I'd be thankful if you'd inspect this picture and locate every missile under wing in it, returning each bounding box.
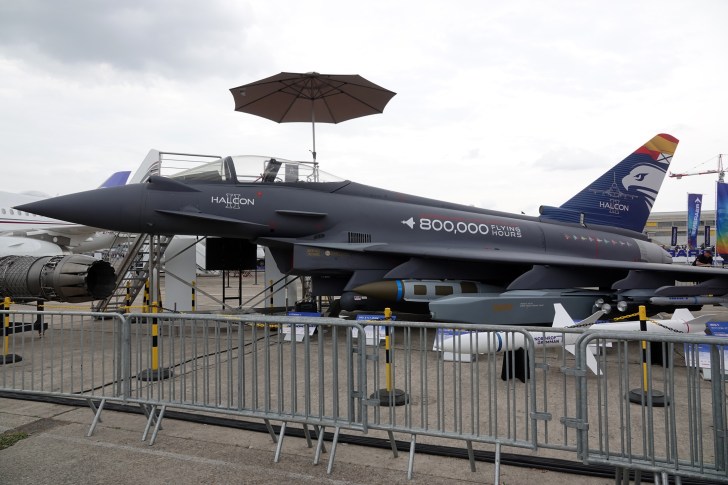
[16,134,728,324]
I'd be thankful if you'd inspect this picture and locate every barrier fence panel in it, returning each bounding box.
[525,326,590,453]
[363,322,538,449]
[0,310,126,399]
[125,313,368,432]
[574,330,728,483]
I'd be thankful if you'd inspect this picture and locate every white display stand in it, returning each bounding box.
[684,321,728,381]
[352,314,395,346]
[282,312,320,342]
[165,236,196,312]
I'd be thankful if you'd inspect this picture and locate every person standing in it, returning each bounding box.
[693,249,714,266]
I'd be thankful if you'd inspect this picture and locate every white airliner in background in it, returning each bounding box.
[0,171,131,256]
[5,150,266,266]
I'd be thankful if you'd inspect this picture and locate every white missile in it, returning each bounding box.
[440,305,602,355]
[588,308,713,334]
[441,304,715,374]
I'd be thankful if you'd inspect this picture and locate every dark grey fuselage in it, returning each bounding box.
[15,170,728,324]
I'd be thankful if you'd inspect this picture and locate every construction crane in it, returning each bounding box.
[669,154,726,182]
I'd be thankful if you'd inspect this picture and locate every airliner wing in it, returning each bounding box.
[0,170,131,253]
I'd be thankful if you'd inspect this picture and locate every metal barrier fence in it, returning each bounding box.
[573,330,728,484]
[125,313,366,425]
[3,307,728,483]
[0,310,125,399]
[0,310,368,472]
[361,322,538,480]
[123,312,368,465]
[359,323,615,481]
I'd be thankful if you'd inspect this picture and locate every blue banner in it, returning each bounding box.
[717,183,728,258]
[671,226,678,246]
[687,193,702,249]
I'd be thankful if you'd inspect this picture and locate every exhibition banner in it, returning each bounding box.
[717,183,728,258]
[705,225,711,247]
[687,193,702,249]
[671,226,678,246]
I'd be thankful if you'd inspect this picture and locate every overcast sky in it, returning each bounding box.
[1,0,727,215]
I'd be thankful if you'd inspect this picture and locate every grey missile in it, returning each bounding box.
[428,289,606,326]
[353,279,503,303]
[649,296,728,306]
[0,255,115,302]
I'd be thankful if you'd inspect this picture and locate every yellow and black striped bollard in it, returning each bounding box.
[138,300,172,381]
[125,281,132,313]
[1,296,21,364]
[370,307,408,406]
[628,305,667,406]
[143,279,150,313]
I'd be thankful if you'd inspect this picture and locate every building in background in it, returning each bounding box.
[645,210,715,247]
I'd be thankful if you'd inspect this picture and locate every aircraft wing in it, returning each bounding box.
[276,239,728,294]
[1,223,107,248]
[287,239,717,273]
[19,224,106,237]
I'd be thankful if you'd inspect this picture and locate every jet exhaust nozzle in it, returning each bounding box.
[0,255,116,303]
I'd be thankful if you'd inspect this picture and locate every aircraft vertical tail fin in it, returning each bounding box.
[98,171,131,188]
[539,134,679,232]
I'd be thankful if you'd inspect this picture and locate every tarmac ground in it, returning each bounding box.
[0,396,619,485]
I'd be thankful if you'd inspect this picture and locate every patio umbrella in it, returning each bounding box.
[230,72,396,162]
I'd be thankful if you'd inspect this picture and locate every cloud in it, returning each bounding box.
[532,146,605,171]
[0,0,727,215]
[0,0,258,77]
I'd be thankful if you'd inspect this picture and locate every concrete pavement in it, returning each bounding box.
[0,397,617,485]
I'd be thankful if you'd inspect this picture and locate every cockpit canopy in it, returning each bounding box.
[165,155,344,184]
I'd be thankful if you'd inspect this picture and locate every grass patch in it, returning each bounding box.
[0,431,29,450]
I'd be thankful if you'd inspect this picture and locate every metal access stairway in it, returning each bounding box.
[90,150,225,313]
[92,234,172,313]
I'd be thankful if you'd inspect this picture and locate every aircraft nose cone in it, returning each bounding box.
[15,184,145,233]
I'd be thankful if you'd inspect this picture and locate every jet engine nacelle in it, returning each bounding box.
[0,255,116,303]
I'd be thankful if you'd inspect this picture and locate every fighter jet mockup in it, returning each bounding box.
[16,134,728,324]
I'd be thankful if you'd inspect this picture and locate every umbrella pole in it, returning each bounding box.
[311,107,317,163]
[311,107,319,182]
[302,104,318,305]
